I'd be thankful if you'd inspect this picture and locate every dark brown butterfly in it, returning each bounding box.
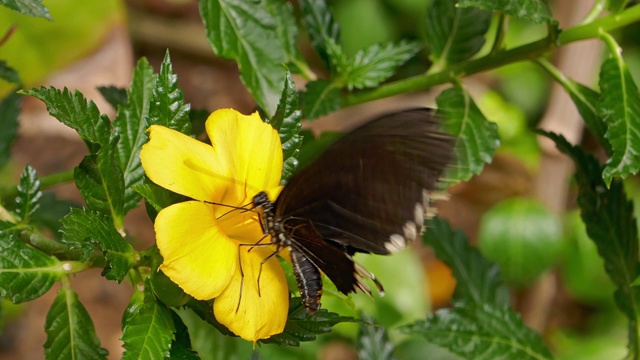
[253,108,454,313]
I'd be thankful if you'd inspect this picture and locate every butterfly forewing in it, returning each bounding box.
[275,108,454,255]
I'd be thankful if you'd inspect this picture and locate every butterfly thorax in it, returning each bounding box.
[252,191,289,248]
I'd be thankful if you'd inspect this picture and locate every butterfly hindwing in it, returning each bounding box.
[286,221,362,295]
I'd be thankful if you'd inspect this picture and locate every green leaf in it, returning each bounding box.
[403,304,552,360]
[199,0,286,117]
[302,80,340,120]
[357,315,396,360]
[264,0,307,73]
[113,57,156,215]
[0,233,61,303]
[340,40,421,90]
[133,181,187,222]
[598,56,640,185]
[299,0,342,68]
[44,284,108,360]
[262,297,356,346]
[424,216,510,307]
[15,165,42,224]
[20,87,112,151]
[175,306,252,358]
[540,131,640,337]
[426,0,492,69]
[436,85,500,182]
[565,81,611,154]
[0,90,21,168]
[186,299,234,336]
[98,85,128,111]
[121,286,176,360]
[0,0,52,20]
[169,312,200,360]
[458,0,554,24]
[74,135,125,231]
[148,51,191,135]
[0,60,21,84]
[268,69,302,182]
[60,208,136,283]
[607,0,628,12]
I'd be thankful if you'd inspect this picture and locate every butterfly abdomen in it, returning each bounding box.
[291,248,322,314]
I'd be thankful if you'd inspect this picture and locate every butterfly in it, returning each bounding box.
[253,108,454,314]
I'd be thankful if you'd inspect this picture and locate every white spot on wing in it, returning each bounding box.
[385,234,406,253]
[403,221,417,241]
[422,189,430,208]
[414,203,424,225]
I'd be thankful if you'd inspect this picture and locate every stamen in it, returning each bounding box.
[236,248,244,313]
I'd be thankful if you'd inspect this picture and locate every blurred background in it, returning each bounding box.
[0,0,637,358]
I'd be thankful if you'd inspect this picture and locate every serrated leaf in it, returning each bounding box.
[268,70,302,182]
[122,286,176,360]
[0,233,62,303]
[169,311,200,360]
[199,0,286,117]
[302,80,340,120]
[74,135,125,231]
[0,0,52,20]
[185,299,235,337]
[44,284,108,360]
[597,56,640,185]
[114,58,157,215]
[15,165,42,223]
[341,41,422,90]
[424,217,509,307]
[0,60,21,84]
[458,0,554,24]
[262,297,355,346]
[133,181,187,222]
[60,208,136,283]
[403,304,552,360]
[148,51,191,135]
[20,87,112,151]
[299,0,341,69]
[564,81,611,154]
[0,90,21,168]
[98,85,128,110]
[264,0,306,73]
[357,315,396,360]
[540,131,640,333]
[426,0,492,70]
[437,86,500,182]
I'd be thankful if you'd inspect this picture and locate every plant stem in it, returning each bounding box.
[40,168,75,189]
[343,35,555,107]
[341,4,640,108]
[559,4,640,45]
[580,0,607,25]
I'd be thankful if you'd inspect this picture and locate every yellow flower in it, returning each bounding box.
[140,109,288,341]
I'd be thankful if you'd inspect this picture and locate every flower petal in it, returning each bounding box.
[155,201,237,300]
[141,125,232,202]
[206,109,283,205]
[214,246,288,341]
